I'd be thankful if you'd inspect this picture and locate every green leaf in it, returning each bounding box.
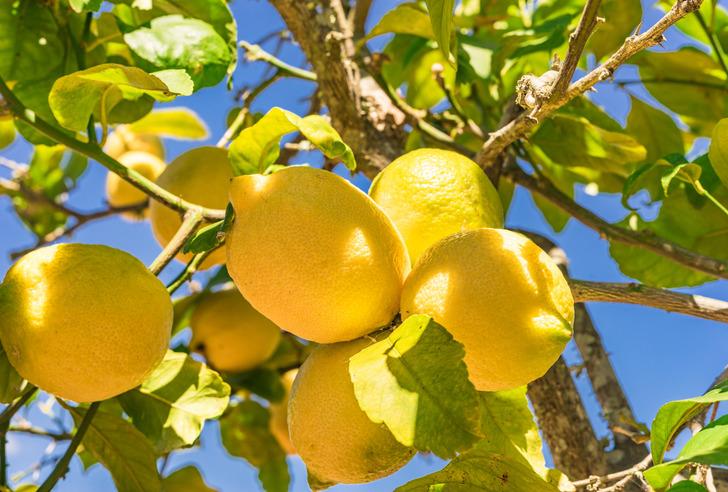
[0,343,23,404]
[12,73,69,145]
[646,413,728,490]
[425,0,455,61]
[224,368,285,403]
[0,118,14,150]
[228,107,355,175]
[587,0,641,60]
[405,47,456,109]
[667,481,709,491]
[162,466,216,492]
[349,314,481,459]
[171,293,200,336]
[708,118,728,189]
[0,1,64,82]
[627,97,684,163]
[219,400,289,492]
[124,15,231,90]
[66,404,161,492]
[49,64,179,132]
[69,0,103,13]
[650,379,728,465]
[366,3,434,40]
[183,204,234,255]
[151,69,193,96]
[127,108,209,139]
[118,351,230,454]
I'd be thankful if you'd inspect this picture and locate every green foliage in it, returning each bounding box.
[587,0,642,60]
[224,368,286,403]
[183,204,234,255]
[626,96,684,163]
[708,118,728,189]
[365,3,434,41]
[228,107,356,175]
[162,466,217,492]
[126,108,209,139]
[124,15,232,90]
[0,344,23,404]
[349,315,481,459]
[667,482,710,491]
[118,351,230,454]
[424,0,455,61]
[66,404,161,492]
[219,400,289,492]
[0,118,15,150]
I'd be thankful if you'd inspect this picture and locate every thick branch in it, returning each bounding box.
[506,166,728,281]
[571,280,728,324]
[476,0,704,168]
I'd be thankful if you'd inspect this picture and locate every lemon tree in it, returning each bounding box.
[0,1,726,492]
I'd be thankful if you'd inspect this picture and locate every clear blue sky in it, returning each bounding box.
[0,1,726,490]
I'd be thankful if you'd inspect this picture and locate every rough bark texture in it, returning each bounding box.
[269,0,405,178]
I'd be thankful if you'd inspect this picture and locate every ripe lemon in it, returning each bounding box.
[106,151,166,219]
[0,244,172,402]
[369,148,504,264]
[400,228,573,391]
[190,289,281,373]
[149,146,232,269]
[104,125,165,160]
[226,166,409,343]
[288,339,414,483]
[269,369,297,454]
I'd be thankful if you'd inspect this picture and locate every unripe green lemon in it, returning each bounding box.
[106,151,166,218]
[190,289,281,373]
[104,125,165,160]
[226,166,409,343]
[401,228,573,391]
[149,146,232,269]
[288,339,414,483]
[369,148,503,264]
[269,369,297,454]
[0,244,172,402]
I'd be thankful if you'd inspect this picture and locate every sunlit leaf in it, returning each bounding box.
[587,0,641,60]
[127,108,209,139]
[627,96,683,163]
[708,118,728,189]
[0,344,24,404]
[366,3,434,40]
[424,0,455,61]
[162,466,217,492]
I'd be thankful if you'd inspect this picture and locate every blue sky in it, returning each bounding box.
[0,0,727,490]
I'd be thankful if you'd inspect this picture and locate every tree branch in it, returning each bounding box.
[505,166,728,281]
[352,0,373,39]
[239,41,317,81]
[571,280,728,324]
[572,454,653,490]
[476,0,704,168]
[148,210,204,275]
[0,76,225,221]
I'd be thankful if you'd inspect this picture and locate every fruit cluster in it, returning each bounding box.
[0,139,574,485]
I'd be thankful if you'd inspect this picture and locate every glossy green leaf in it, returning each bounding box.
[650,379,728,465]
[587,0,641,60]
[627,96,683,163]
[118,351,230,454]
[366,3,434,40]
[69,0,102,13]
[224,368,286,403]
[708,118,728,188]
[127,108,209,139]
[220,400,289,492]
[12,73,69,145]
[667,481,709,491]
[349,314,481,459]
[646,413,728,490]
[125,15,231,90]
[425,0,455,60]
[67,405,161,492]
[162,466,216,492]
[0,344,23,404]
[49,64,179,132]
[228,107,355,175]
[0,1,64,82]
[0,119,14,150]
[405,47,456,109]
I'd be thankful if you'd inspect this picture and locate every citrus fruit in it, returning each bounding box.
[0,243,172,402]
[269,369,297,454]
[106,151,166,218]
[226,166,409,343]
[190,289,281,373]
[288,338,413,483]
[369,148,503,263]
[149,146,232,269]
[400,228,573,391]
[104,125,165,160]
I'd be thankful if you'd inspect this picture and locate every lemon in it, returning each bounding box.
[226,166,409,343]
[0,244,172,402]
[104,125,165,160]
[106,151,166,219]
[369,148,504,264]
[269,369,297,454]
[149,146,232,269]
[190,289,281,373]
[400,228,573,391]
[288,339,413,483]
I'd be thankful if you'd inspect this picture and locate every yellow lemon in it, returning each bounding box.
[0,244,171,402]
[269,369,297,454]
[400,228,573,391]
[226,166,409,343]
[190,289,281,373]
[288,339,414,483]
[149,146,232,269]
[104,125,165,160]
[369,148,504,264]
[106,151,166,218]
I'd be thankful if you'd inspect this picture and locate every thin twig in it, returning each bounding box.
[148,210,204,275]
[694,10,728,77]
[352,0,373,38]
[37,402,100,492]
[239,41,317,81]
[8,425,71,441]
[616,77,728,91]
[166,248,217,294]
[0,386,38,427]
[573,454,653,490]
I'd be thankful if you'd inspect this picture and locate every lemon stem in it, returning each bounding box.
[148,210,205,275]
